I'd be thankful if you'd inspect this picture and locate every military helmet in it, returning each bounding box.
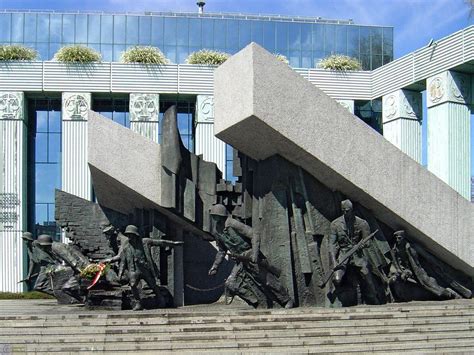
[124,225,140,237]
[21,232,33,241]
[394,230,405,237]
[210,204,229,217]
[37,234,53,246]
[102,225,115,234]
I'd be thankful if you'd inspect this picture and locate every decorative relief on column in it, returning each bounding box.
[62,93,91,121]
[130,94,159,122]
[0,92,23,120]
[335,100,354,114]
[383,90,421,123]
[427,71,471,108]
[196,95,214,123]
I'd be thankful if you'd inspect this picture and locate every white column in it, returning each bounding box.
[427,71,471,200]
[195,95,226,177]
[129,93,159,142]
[336,99,354,114]
[0,92,26,292]
[61,93,92,201]
[382,90,422,163]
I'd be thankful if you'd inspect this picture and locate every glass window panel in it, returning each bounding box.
[101,44,112,61]
[263,22,275,52]
[251,21,264,46]
[276,22,288,51]
[371,27,382,54]
[360,27,370,54]
[313,50,324,68]
[238,20,251,49]
[289,50,300,67]
[36,111,48,132]
[202,19,213,48]
[213,19,226,48]
[35,204,48,225]
[0,14,11,42]
[177,46,188,63]
[383,55,392,65]
[49,111,61,132]
[347,26,359,57]
[324,25,335,54]
[301,24,311,49]
[11,13,24,42]
[336,25,347,54]
[288,23,301,50]
[151,17,163,46]
[48,134,61,163]
[75,15,87,43]
[139,16,151,45]
[114,15,126,43]
[88,15,100,43]
[126,16,139,44]
[177,18,188,46]
[189,19,201,47]
[36,43,48,60]
[163,45,176,63]
[48,205,56,225]
[301,51,312,68]
[164,17,177,46]
[101,15,113,44]
[24,14,37,42]
[125,112,130,128]
[383,27,393,56]
[360,54,370,70]
[35,164,60,203]
[178,113,191,134]
[35,133,48,162]
[312,24,323,52]
[113,44,125,61]
[226,20,238,49]
[36,14,49,42]
[372,54,382,69]
[62,15,74,43]
[49,43,61,60]
[50,14,62,42]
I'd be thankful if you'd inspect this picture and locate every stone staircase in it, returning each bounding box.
[1,299,474,354]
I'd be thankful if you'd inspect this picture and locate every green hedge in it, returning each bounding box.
[318,54,362,71]
[0,45,37,61]
[121,46,168,64]
[186,50,230,65]
[0,291,54,299]
[54,45,101,63]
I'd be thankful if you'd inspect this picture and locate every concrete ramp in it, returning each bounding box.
[214,43,474,275]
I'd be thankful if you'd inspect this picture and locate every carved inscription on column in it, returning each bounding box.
[0,92,23,120]
[130,94,159,122]
[196,95,214,123]
[62,93,91,121]
[427,71,471,108]
[383,90,421,123]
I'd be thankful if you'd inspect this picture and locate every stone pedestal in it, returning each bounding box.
[61,93,92,201]
[0,92,26,292]
[336,99,354,114]
[129,93,159,142]
[382,90,422,163]
[195,95,226,177]
[427,71,471,200]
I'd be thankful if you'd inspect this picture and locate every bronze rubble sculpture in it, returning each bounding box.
[208,204,294,309]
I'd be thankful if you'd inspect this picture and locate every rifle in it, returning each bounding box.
[228,253,281,277]
[17,273,39,283]
[319,229,378,288]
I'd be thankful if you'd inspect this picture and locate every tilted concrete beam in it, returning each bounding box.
[214,43,474,275]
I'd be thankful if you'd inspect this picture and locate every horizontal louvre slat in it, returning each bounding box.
[112,63,178,93]
[44,62,111,92]
[0,62,42,91]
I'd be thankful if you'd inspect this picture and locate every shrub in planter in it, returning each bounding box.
[121,46,168,64]
[54,45,101,63]
[0,45,37,61]
[186,50,230,65]
[318,54,362,71]
[274,53,289,64]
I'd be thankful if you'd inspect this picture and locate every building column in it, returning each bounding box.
[129,93,159,142]
[0,92,26,292]
[336,99,354,114]
[382,90,422,163]
[195,95,226,177]
[61,93,92,201]
[427,71,471,199]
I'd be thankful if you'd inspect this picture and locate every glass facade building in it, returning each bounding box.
[0,11,393,70]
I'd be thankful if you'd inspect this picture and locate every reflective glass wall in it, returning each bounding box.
[0,11,393,70]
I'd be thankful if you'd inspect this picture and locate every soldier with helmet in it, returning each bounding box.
[208,204,294,309]
[118,225,183,311]
[21,232,38,286]
[31,234,59,295]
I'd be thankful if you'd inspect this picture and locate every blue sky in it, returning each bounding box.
[0,0,472,58]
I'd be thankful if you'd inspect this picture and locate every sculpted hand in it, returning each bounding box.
[208,266,218,276]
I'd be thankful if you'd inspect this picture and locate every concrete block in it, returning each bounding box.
[214,43,474,275]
